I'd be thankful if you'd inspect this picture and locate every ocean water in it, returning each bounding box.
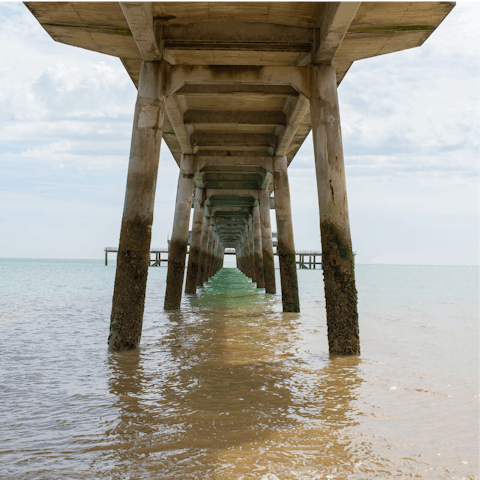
[0,259,478,479]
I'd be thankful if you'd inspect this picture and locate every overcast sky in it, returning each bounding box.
[0,2,478,265]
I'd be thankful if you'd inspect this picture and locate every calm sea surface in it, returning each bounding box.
[0,259,478,479]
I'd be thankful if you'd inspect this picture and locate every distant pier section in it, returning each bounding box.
[105,231,322,269]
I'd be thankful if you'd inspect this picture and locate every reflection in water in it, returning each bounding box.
[1,262,477,478]
[102,269,370,478]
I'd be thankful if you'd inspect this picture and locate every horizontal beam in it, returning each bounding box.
[195,156,274,171]
[159,21,313,46]
[175,84,298,98]
[169,65,311,99]
[191,132,275,148]
[165,42,310,52]
[206,189,260,199]
[184,110,286,126]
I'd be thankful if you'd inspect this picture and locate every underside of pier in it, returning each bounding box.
[26,1,454,354]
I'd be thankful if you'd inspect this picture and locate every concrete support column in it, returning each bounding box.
[164,154,195,310]
[237,242,244,274]
[259,188,276,294]
[245,218,253,281]
[205,217,215,282]
[273,155,300,312]
[209,233,217,278]
[185,186,204,293]
[311,64,360,355]
[250,217,257,282]
[197,211,210,287]
[215,240,222,273]
[108,61,166,351]
[253,204,265,288]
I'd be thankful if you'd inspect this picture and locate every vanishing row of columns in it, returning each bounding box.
[108,61,360,356]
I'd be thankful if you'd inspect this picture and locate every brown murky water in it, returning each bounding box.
[0,261,478,479]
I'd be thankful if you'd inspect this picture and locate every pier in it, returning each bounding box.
[26,1,454,354]
[104,245,322,269]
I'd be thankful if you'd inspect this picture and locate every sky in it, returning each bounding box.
[0,1,478,265]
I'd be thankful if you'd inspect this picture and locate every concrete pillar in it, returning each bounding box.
[208,233,217,279]
[273,156,300,313]
[185,186,204,293]
[197,211,210,287]
[108,61,166,351]
[205,217,215,282]
[164,154,195,310]
[248,216,256,282]
[253,204,265,288]
[259,188,276,293]
[311,64,360,355]
[237,242,244,273]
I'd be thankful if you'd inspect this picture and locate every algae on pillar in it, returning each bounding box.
[273,155,300,313]
[311,64,360,355]
[108,61,166,351]
[164,154,195,310]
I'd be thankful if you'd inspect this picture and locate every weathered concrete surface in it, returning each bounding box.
[164,154,195,309]
[311,64,360,355]
[185,187,204,293]
[253,204,265,288]
[197,212,211,287]
[259,188,276,294]
[204,217,215,282]
[247,217,256,282]
[109,61,165,351]
[274,156,300,313]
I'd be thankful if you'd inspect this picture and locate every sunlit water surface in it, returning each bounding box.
[0,259,478,479]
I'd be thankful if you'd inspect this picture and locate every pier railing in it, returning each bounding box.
[105,246,322,269]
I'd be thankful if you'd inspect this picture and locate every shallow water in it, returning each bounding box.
[0,260,478,479]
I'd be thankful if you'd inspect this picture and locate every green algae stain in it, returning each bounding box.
[349,25,433,34]
[321,222,355,276]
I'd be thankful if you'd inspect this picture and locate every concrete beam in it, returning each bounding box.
[120,2,161,61]
[275,93,310,156]
[175,84,298,99]
[205,189,259,199]
[195,156,274,172]
[159,21,313,46]
[191,133,276,151]
[168,65,311,99]
[164,96,193,154]
[184,110,286,126]
[315,2,361,64]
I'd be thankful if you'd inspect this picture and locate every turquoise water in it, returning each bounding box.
[0,259,478,479]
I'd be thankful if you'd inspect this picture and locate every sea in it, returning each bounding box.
[0,258,478,479]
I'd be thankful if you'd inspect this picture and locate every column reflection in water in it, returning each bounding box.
[101,269,380,478]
